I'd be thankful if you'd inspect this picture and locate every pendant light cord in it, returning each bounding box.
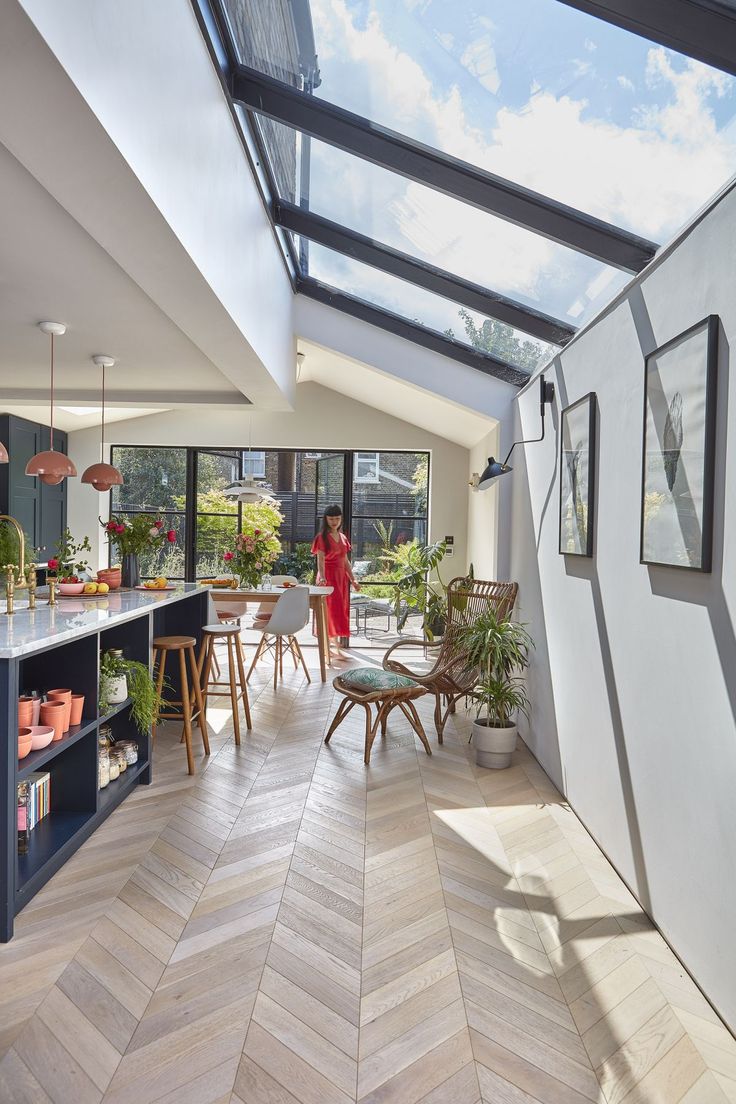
[100,363,106,463]
[49,333,55,452]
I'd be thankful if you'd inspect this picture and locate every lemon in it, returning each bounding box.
[83,582,98,594]
[96,582,109,594]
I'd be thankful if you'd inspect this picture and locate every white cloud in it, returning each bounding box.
[584,38,597,52]
[461,34,501,94]
[617,75,635,92]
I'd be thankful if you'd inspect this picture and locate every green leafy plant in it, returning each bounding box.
[99,651,164,734]
[458,609,534,728]
[273,542,315,582]
[382,538,448,640]
[54,528,92,580]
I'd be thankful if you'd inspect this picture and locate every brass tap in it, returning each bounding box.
[28,563,37,610]
[5,564,15,615]
[47,576,57,606]
[0,516,27,589]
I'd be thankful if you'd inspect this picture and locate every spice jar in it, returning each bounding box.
[108,752,120,782]
[110,747,127,774]
[116,740,139,766]
[99,724,114,750]
[99,747,110,789]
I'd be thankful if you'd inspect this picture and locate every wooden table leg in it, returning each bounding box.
[315,597,328,683]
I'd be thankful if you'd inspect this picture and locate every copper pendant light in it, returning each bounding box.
[26,322,78,484]
[82,356,123,492]
[0,441,8,464]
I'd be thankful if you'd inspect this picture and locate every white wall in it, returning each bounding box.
[467,426,501,580]
[67,382,469,575]
[2,0,294,407]
[510,181,736,1030]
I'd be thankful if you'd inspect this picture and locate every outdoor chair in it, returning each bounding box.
[382,577,518,741]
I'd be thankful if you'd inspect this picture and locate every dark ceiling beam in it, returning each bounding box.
[232,64,658,273]
[276,201,575,346]
[554,0,736,76]
[296,279,532,386]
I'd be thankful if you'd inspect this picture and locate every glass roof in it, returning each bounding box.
[216,0,736,377]
[304,243,556,370]
[224,0,736,243]
[255,115,629,327]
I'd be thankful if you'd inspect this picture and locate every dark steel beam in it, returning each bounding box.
[297,278,532,387]
[232,65,658,273]
[555,0,736,77]
[277,200,575,346]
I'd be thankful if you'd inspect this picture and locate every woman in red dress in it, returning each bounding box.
[311,505,360,644]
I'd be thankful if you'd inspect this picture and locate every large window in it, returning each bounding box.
[110,446,430,585]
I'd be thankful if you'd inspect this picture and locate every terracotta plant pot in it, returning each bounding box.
[18,727,33,760]
[70,694,85,726]
[18,697,34,728]
[47,689,72,732]
[40,700,66,742]
[29,694,42,726]
[96,567,122,590]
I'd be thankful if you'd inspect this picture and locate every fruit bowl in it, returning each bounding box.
[96,567,121,590]
[58,582,85,596]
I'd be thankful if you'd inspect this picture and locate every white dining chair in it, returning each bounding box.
[253,575,299,625]
[247,584,311,688]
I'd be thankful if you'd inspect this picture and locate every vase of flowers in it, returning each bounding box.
[223,502,283,589]
[101,514,177,588]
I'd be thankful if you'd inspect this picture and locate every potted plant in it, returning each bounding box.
[99,650,162,733]
[50,528,93,593]
[382,537,448,641]
[101,514,177,587]
[459,608,533,769]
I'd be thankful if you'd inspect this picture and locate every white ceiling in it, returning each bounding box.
[296,339,496,447]
[0,139,244,407]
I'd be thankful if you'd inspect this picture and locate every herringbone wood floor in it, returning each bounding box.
[0,647,734,1103]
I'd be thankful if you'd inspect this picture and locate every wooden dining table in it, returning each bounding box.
[209,585,334,682]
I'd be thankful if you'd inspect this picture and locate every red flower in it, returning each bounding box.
[154,519,164,529]
[106,520,117,532]
[223,551,234,562]
[167,529,176,543]
[116,524,126,534]
[47,558,59,571]
[254,529,261,536]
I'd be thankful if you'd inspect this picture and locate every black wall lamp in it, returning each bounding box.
[471,375,555,490]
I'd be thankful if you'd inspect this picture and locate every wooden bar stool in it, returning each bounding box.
[197,624,252,745]
[210,610,241,679]
[152,635,210,775]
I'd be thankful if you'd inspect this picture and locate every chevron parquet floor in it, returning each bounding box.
[0,645,735,1103]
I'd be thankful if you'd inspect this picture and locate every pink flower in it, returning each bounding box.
[167,529,176,543]
[223,551,234,562]
[149,527,159,537]
[116,524,126,534]
[255,561,262,569]
[47,558,59,571]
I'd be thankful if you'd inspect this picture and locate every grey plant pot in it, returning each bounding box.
[472,718,517,769]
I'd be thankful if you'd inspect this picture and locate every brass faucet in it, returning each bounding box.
[0,516,27,589]
[4,564,15,615]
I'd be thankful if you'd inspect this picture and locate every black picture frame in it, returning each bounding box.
[559,392,597,558]
[640,315,718,572]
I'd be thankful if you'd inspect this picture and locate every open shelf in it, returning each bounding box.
[16,811,92,901]
[97,759,148,815]
[100,697,132,723]
[18,717,98,780]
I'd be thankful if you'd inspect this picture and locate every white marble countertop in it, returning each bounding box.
[0,584,206,659]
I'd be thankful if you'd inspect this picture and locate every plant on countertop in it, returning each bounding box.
[99,651,163,734]
[52,527,92,581]
[458,607,534,730]
[101,514,177,556]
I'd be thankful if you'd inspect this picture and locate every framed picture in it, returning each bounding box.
[559,393,597,557]
[640,315,718,571]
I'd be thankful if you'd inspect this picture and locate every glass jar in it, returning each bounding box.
[99,747,110,789]
[261,574,272,591]
[99,724,114,750]
[116,740,139,766]
[110,747,127,774]
[108,753,120,782]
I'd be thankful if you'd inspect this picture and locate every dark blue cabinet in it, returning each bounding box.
[0,414,68,560]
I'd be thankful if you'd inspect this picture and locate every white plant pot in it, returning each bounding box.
[472,718,517,769]
[106,674,128,705]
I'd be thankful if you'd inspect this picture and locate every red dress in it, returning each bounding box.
[311,531,352,638]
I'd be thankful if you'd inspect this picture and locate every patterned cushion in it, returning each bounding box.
[340,668,419,692]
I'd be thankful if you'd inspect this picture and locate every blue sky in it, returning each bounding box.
[281,0,736,347]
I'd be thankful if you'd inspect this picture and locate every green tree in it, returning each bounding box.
[450,309,547,371]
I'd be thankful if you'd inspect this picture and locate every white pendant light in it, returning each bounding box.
[223,415,278,504]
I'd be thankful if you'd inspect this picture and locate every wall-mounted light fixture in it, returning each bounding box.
[470,375,555,491]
